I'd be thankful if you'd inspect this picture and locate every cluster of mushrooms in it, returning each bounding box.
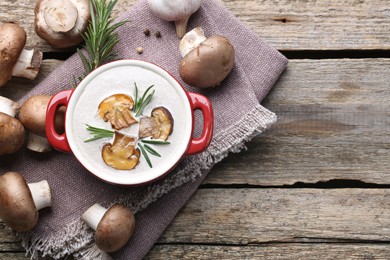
[98,93,173,170]
[0,172,135,252]
[0,0,136,253]
[147,0,235,88]
[0,0,235,255]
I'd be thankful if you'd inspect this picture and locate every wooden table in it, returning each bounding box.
[2,0,390,259]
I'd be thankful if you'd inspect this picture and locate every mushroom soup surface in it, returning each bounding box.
[68,64,192,184]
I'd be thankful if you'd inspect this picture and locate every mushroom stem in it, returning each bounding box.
[0,96,20,117]
[26,132,53,153]
[27,180,52,210]
[81,203,108,231]
[179,27,207,57]
[11,48,43,80]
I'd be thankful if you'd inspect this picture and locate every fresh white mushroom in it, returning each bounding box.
[147,0,202,38]
[18,95,65,153]
[81,203,136,252]
[0,23,43,87]
[0,172,52,231]
[34,0,91,48]
[179,27,235,88]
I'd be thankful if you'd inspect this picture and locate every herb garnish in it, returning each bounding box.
[72,0,127,87]
[141,140,170,145]
[133,83,155,117]
[84,125,114,142]
[143,144,161,157]
[84,125,168,168]
[138,144,152,168]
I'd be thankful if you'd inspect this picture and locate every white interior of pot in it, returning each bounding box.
[66,60,193,185]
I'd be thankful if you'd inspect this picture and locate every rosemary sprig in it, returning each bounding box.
[141,140,171,145]
[133,83,155,117]
[143,144,161,157]
[84,124,114,142]
[133,82,139,112]
[73,0,127,87]
[138,144,152,168]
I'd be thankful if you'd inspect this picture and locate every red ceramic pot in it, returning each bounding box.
[46,60,213,185]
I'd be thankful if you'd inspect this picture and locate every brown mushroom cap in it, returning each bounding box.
[95,204,135,252]
[139,107,174,141]
[179,35,235,88]
[102,132,140,170]
[98,94,137,130]
[0,112,25,156]
[0,23,27,87]
[0,172,38,231]
[34,0,91,48]
[18,95,52,136]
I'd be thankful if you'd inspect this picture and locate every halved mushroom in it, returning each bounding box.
[179,27,235,88]
[98,94,137,130]
[139,107,174,141]
[102,132,140,170]
[34,0,91,48]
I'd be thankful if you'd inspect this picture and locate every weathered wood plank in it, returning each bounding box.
[3,58,390,186]
[3,189,390,257]
[0,59,63,100]
[205,58,390,186]
[0,0,137,52]
[158,189,390,243]
[0,253,28,260]
[1,0,389,51]
[146,244,390,259]
[0,222,22,245]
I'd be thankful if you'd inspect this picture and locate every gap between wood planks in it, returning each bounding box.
[42,49,390,61]
[200,179,390,189]
[154,240,390,246]
[282,50,390,59]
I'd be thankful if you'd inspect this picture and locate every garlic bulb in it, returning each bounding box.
[147,0,202,38]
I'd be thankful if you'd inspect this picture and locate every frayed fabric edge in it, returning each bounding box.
[18,104,276,260]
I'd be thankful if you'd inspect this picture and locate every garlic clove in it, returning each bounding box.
[147,0,202,38]
[175,16,191,39]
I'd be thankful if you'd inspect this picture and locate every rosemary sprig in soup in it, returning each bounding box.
[133,83,155,117]
[84,124,114,142]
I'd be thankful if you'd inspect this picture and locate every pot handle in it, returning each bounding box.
[186,92,214,155]
[46,89,73,153]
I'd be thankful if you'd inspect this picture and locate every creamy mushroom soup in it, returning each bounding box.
[66,61,192,185]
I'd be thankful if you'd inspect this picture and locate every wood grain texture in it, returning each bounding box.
[3,59,390,186]
[3,188,390,259]
[1,0,389,259]
[146,244,390,259]
[205,58,390,185]
[1,0,389,51]
[158,188,390,244]
[0,60,63,100]
[0,253,29,260]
